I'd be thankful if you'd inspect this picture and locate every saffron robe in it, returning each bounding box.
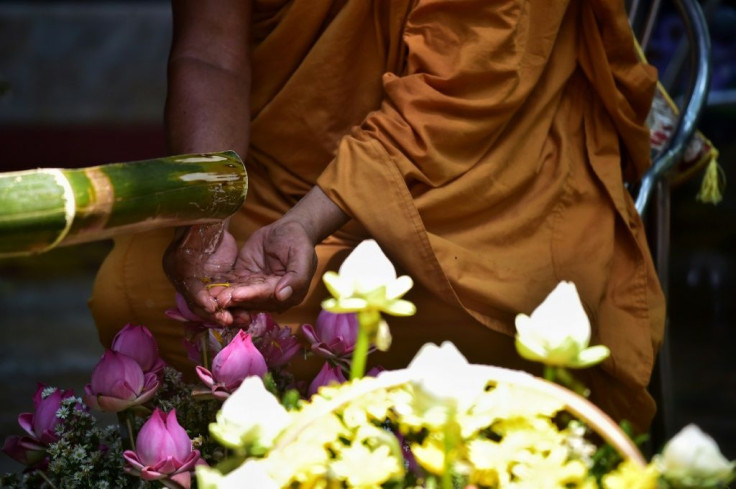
[90,0,665,430]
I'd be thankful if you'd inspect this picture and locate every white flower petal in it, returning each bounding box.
[374,320,392,351]
[323,271,354,299]
[407,342,489,409]
[531,281,590,345]
[514,282,595,367]
[339,240,397,293]
[571,345,611,368]
[322,297,369,313]
[386,275,413,300]
[382,299,417,317]
[217,376,290,449]
[514,337,548,364]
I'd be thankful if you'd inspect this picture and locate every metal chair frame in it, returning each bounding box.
[628,0,712,451]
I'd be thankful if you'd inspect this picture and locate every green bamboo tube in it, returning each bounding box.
[0,151,247,257]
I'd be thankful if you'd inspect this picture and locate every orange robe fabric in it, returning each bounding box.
[91,0,665,430]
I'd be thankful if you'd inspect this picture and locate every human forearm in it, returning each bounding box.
[165,0,252,157]
[281,186,350,245]
[165,58,250,158]
[162,0,254,324]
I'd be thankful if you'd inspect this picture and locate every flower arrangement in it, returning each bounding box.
[2,239,735,489]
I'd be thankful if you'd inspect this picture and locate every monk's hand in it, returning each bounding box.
[162,221,243,326]
[208,219,317,315]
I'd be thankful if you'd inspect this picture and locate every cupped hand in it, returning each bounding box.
[163,221,244,326]
[207,219,317,315]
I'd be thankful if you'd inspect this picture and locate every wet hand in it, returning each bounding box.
[207,219,317,314]
[162,221,246,326]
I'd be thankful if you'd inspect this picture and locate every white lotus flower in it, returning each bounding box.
[514,281,610,368]
[655,424,735,487]
[404,342,490,413]
[321,239,416,317]
[209,376,291,452]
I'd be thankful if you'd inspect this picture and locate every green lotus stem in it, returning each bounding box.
[0,151,247,257]
[126,414,136,452]
[201,335,210,372]
[544,365,557,383]
[544,366,590,398]
[441,416,459,489]
[38,471,58,489]
[350,310,376,380]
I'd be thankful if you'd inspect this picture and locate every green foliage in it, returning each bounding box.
[0,397,149,489]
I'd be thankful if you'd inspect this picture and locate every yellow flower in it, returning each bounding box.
[508,444,589,488]
[472,383,564,426]
[467,439,508,487]
[411,433,447,475]
[514,281,610,368]
[266,441,331,487]
[208,376,290,452]
[329,425,404,487]
[602,460,660,489]
[321,239,416,317]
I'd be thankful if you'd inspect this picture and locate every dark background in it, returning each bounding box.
[0,0,735,475]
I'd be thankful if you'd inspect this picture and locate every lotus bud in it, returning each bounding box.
[308,362,348,397]
[1,385,77,466]
[656,424,735,487]
[514,281,610,368]
[123,409,201,488]
[111,324,166,375]
[300,310,358,360]
[403,342,490,419]
[22,385,76,444]
[321,239,416,317]
[1,435,46,467]
[195,330,267,400]
[83,350,159,412]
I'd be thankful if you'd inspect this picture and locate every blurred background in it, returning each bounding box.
[0,0,735,476]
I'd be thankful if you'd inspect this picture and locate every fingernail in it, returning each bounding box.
[277,286,293,301]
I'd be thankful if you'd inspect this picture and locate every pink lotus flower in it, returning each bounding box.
[2,435,46,467]
[165,293,220,329]
[195,330,267,400]
[301,310,359,362]
[124,409,201,488]
[111,324,166,375]
[247,313,301,369]
[1,385,78,467]
[308,362,348,397]
[84,350,159,412]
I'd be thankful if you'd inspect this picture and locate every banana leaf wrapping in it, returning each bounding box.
[0,151,247,257]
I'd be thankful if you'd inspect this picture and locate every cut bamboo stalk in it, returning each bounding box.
[0,151,247,257]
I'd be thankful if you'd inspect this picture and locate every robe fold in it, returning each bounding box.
[91,0,665,430]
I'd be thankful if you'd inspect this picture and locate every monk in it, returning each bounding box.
[90,0,665,431]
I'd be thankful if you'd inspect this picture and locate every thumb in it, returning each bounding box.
[275,284,293,302]
[274,248,315,304]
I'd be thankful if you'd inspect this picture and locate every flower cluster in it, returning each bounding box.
[2,239,735,489]
[1,285,360,487]
[1,391,146,488]
[195,241,736,489]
